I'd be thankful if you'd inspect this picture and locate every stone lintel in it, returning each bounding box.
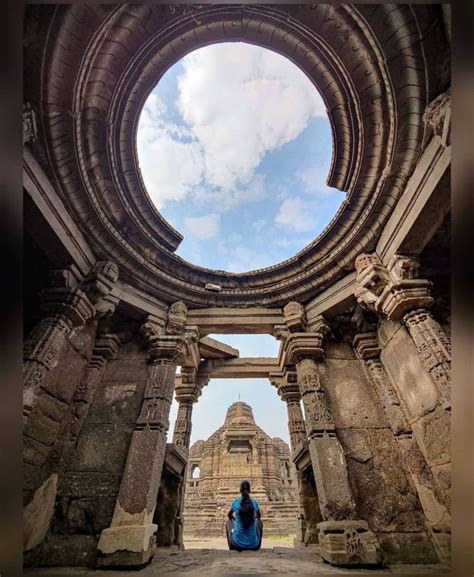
[198,335,239,359]
[187,307,284,335]
[199,357,279,379]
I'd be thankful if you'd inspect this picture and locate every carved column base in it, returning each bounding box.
[97,523,157,568]
[318,520,379,566]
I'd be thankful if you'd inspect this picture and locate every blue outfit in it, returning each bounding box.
[229,496,260,549]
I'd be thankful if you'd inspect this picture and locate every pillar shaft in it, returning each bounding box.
[172,401,194,451]
[296,356,357,521]
[403,309,451,406]
[354,331,451,563]
[286,399,306,451]
[98,331,184,567]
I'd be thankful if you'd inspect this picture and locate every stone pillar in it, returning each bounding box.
[278,375,307,452]
[171,366,209,547]
[63,332,121,463]
[354,332,451,564]
[97,322,186,568]
[23,261,119,422]
[403,309,451,407]
[271,370,312,546]
[280,310,379,565]
[355,253,452,509]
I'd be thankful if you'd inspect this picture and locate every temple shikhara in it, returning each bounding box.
[183,402,298,537]
[22,3,452,575]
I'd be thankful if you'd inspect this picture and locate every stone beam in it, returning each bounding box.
[305,272,357,324]
[198,336,239,359]
[197,358,280,379]
[376,138,451,262]
[187,307,284,335]
[23,150,96,276]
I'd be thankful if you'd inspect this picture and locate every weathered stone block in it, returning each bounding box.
[324,359,388,428]
[412,406,450,467]
[58,471,121,498]
[43,348,89,404]
[23,534,99,567]
[62,497,117,533]
[24,473,58,552]
[24,434,51,467]
[325,342,356,360]
[380,325,440,421]
[87,382,144,424]
[68,423,134,475]
[36,390,69,423]
[24,409,61,446]
[103,358,148,382]
[376,531,438,564]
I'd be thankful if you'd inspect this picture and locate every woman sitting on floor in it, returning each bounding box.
[226,480,263,551]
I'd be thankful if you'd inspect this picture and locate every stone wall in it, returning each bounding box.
[323,341,438,564]
[25,333,150,566]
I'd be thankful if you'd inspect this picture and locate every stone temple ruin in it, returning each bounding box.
[23,3,451,573]
[183,402,298,537]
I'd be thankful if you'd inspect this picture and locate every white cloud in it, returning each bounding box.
[275,197,316,232]
[137,94,203,209]
[183,213,220,239]
[137,43,327,213]
[177,44,325,192]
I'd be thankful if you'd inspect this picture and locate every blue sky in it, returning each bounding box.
[137,43,344,444]
[137,42,345,273]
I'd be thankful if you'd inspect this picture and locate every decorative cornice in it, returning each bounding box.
[28,3,440,307]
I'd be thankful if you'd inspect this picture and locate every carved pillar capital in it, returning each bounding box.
[283,301,307,332]
[355,253,433,321]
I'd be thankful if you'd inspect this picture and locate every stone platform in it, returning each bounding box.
[24,544,450,577]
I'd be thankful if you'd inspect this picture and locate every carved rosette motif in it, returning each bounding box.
[403,309,451,405]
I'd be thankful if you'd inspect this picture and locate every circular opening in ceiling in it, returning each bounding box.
[137,42,346,273]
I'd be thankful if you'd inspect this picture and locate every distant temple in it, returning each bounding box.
[183,402,298,537]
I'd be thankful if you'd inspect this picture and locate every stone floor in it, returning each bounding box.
[24,539,450,577]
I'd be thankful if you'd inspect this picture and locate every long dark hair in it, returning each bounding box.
[238,480,254,529]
